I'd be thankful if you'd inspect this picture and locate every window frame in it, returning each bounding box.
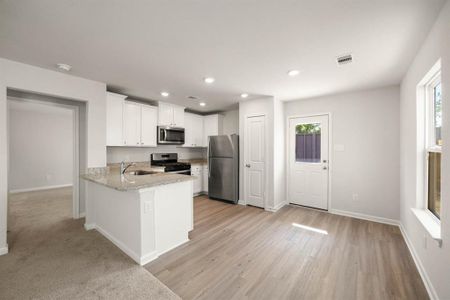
[424,70,442,222]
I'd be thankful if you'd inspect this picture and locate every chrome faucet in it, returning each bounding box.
[120,161,135,174]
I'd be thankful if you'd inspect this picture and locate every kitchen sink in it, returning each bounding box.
[127,170,158,176]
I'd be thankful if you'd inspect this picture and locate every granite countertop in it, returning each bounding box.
[81,164,194,191]
[179,158,208,165]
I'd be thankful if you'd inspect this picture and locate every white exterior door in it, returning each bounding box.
[288,115,329,210]
[244,115,266,208]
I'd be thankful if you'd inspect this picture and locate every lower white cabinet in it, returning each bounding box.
[191,165,202,195]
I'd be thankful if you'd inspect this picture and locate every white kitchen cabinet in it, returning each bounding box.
[203,114,223,147]
[158,102,185,127]
[123,101,158,147]
[123,102,141,146]
[106,92,127,146]
[202,165,208,193]
[191,164,203,195]
[184,113,204,147]
[172,105,185,127]
[141,105,157,147]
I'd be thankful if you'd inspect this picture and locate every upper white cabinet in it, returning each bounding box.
[106,92,127,146]
[106,92,157,147]
[123,101,158,147]
[203,114,223,147]
[141,105,157,147]
[158,102,185,127]
[184,113,204,147]
[123,102,142,146]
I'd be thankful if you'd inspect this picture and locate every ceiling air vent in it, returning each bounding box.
[187,96,199,100]
[336,54,353,65]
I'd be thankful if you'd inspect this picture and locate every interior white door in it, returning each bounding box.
[123,102,141,146]
[288,115,329,210]
[244,115,266,208]
[141,104,157,147]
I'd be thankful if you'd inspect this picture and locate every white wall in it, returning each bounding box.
[0,57,107,254]
[107,146,206,164]
[400,2,450,299]
[222,109,239,135]
[285,86,400,220]
[8,100,73,192]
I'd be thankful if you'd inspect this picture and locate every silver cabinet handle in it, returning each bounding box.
[245,164,251,168]
[323,166,328,170]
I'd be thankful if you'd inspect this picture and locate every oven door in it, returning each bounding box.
[157,126,185,145]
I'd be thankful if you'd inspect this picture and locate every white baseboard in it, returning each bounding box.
[265,201,287,212]
[329,209,400,226]
[140,251,159,266]
[0,245,8,256]
[9,184,73,194]
[84,223,96,231]
[238,199,246,206]
[79,212,86,218]
[399,224,438,300]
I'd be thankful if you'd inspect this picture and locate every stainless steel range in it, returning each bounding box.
[150,153,191,175]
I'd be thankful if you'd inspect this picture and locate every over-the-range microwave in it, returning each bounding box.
[157,126,185,145]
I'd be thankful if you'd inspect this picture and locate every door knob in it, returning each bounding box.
[245,164,251,168]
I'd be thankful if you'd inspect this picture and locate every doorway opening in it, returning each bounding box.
[6,89,87,251]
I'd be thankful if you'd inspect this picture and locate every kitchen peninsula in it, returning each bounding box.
[82,165,194,265]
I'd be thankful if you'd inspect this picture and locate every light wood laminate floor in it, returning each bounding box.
[146,195,428,300]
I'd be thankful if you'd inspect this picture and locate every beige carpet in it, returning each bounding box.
[0,187,180,300]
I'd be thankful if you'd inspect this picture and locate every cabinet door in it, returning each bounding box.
[158,102,173,126]
[183,113,194,147]
[191,114,204,147]
[123,102,141,146]
[203,165,209,192]
[192,165,202,194]
[172,105,185,127]
[106,93,126,146]
[141,105,157,147]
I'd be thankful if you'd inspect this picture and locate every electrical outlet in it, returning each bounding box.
[352,193,359,201]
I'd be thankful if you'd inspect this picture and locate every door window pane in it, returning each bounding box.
[428,151,441,219]
[295,123,321,163]
[434,82,442,146]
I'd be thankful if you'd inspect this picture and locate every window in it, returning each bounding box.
[295,123,321,163]
[426,73,442,220]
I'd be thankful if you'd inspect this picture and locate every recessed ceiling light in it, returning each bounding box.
[287,69,300,77]
[56,63,72,72]
[199,102,206,107]
[160,91,169,97]
[240,93,249,98]
[204,77,215,84]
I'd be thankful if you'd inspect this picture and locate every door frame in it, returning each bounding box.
[286,113,332,211]
[243,113,268,209]
[7,96,81,219]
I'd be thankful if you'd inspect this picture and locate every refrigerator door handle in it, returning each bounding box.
[208,137,211,178]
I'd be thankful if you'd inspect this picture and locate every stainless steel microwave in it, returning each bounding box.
[157,126,185,145]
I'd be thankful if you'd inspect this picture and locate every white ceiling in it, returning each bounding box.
[0,0,445,112]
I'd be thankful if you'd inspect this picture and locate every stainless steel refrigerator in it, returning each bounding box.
[208,134,239,203]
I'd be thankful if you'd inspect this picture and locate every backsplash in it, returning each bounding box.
[107,145,207,164]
